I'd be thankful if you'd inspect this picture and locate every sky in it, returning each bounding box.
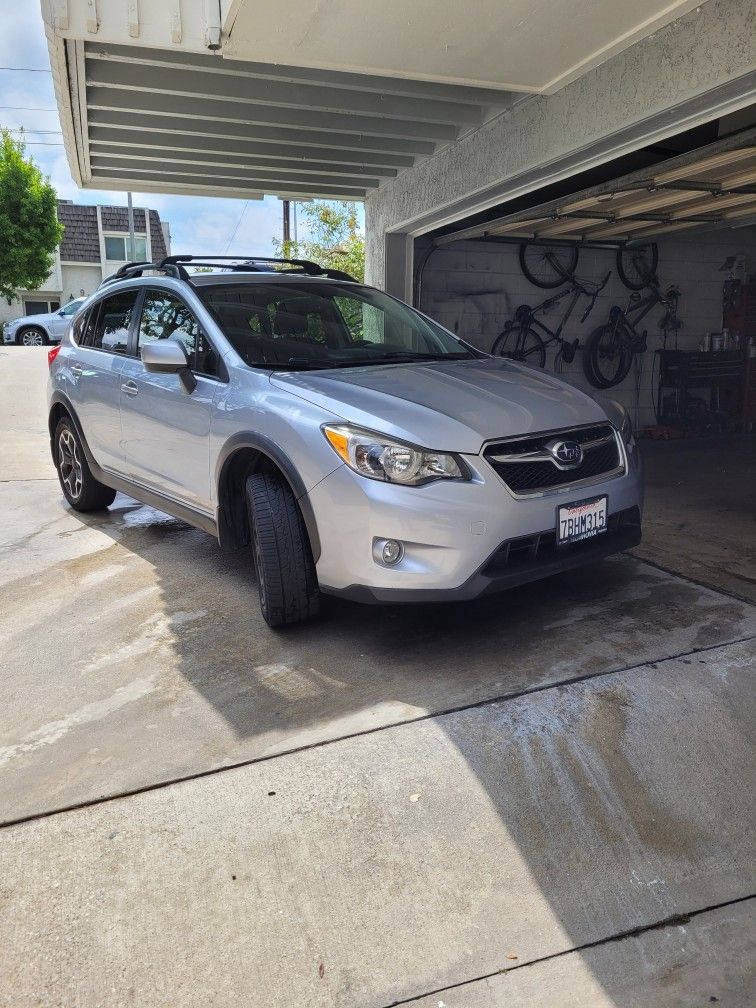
[0,2,364,257]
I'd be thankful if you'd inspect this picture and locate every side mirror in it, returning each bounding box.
[58,309,66,316]
[141,341,196,393]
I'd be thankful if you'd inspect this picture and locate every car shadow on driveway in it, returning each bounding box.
[2,487,755,1006]
[61,492,751,750]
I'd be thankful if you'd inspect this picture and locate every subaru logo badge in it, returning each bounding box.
[549,439,583,468]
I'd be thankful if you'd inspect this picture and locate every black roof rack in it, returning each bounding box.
[98,255,356,291]
[98,259,191,288]
[161,255,356,282]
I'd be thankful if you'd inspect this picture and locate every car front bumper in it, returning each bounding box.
[306,438,643,602]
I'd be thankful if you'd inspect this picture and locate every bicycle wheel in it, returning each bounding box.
[583,323,634,389]
[492,325,547,367]
[616,243,659,290]
[519,242,579,289]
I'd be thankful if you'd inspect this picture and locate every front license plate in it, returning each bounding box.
[557,495,608,547]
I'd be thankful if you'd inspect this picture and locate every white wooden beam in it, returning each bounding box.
[127,0,139,39]
[85,0,98,34]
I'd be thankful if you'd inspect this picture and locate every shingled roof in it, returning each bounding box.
[58,201,168,263]
[58,203,99,263]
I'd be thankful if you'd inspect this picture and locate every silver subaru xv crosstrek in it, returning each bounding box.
[47,255,642,627]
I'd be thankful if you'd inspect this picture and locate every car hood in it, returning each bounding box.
[270,357,611,454]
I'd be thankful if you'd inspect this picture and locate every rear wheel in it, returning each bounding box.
[491,325,547,367]
[18,327,47,346]
[246,471,320,628]
[583,323,634,389]
[519,242,579,288]
[54,417,116,511]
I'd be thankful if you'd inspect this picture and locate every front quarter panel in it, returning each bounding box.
[209,367,345,508]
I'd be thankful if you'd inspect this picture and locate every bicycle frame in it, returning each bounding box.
[527,287,583,345]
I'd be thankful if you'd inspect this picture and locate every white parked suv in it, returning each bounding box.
[47,256,643,628]
[4,298,86,346]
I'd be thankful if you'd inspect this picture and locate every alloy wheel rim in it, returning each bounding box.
[22,330,44,346]
[58,429,83,499]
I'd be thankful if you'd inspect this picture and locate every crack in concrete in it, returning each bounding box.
[1,631,753,833]
[383,893,756,1008]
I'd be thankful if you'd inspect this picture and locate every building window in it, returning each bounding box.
[104,234,148,261]
[23,299,59,315]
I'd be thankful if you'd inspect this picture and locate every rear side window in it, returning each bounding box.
[81,290,139,354]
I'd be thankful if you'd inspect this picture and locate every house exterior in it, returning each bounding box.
[0,200,170,325]
[39,0,755,421]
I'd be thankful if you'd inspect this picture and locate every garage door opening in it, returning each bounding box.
[412,117,756,599]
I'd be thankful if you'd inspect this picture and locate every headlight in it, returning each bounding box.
[323,424,468,486]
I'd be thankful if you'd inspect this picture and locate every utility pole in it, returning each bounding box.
[282,199,291,248]
[127,191,136,261]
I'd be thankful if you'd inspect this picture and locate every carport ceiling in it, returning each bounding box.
[46,0,710,202]
[437,138,756,245]
[64,42,517,200]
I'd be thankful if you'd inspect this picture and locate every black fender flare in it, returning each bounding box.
[48,391,96,468]
[215,431,321,561]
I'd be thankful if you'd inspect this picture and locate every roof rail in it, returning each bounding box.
[98,259,191,288]
[160,255,356,282]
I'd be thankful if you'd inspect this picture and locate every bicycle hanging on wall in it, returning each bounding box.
[492,243,608,367]
[583,252,680,389]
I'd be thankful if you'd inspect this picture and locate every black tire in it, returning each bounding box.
[246,472,320,628]
[582,323,634,389]
[18,326,48,347]
[616,243,658,290]
[54,417,117,511]
[519,242,579,289]
[491,325,547,367]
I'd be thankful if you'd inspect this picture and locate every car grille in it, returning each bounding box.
[483,423,623,495]
[483,506,641,576]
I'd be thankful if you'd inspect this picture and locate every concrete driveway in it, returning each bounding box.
[1,347,754,1007]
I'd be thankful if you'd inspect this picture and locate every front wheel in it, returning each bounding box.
[246,472,320,628]
[583,323,634,389]
[18,327,47,346]
[491,325,546,367]
[616,243,658,290]
[54,417,117,511]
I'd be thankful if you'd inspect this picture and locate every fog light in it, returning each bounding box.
[382,539,403,566]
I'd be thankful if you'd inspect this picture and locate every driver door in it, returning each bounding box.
[118,289,223,513]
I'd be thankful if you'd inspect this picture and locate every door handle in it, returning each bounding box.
[70,365,84,376]
[121,380,139,397]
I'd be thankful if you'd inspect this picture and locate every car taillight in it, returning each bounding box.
[47,345,61,368]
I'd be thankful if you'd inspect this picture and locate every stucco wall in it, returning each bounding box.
[365,0,756,286]
[418,229,756,428]
[60,264,102,302]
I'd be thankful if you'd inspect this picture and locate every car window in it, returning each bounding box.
[198,282,479,371]
[61,298,84,317]
[138,289,220,379]
[80,291,138,354]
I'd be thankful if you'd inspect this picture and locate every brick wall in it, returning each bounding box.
[418,229,756,428]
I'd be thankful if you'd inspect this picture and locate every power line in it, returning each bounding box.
[224,200,250,252]
[0,66,52,73]
[2,128,63,134]
[0,105,58,112]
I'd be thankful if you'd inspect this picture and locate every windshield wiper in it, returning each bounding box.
[352,351,472,365]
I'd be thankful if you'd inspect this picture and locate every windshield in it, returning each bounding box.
[62,298,85,316]
[197,282,482,370]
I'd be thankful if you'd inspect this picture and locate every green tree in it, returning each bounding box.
[274,201,365,281]
[0,131,63,303]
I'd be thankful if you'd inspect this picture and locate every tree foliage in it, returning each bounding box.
[274,201,365,281]
[0,131,63,303]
